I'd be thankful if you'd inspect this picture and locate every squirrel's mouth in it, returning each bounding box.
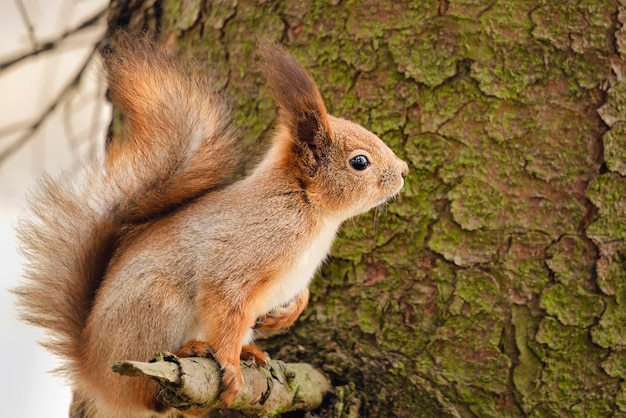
[378,187,402,207]
[384,178,405,203]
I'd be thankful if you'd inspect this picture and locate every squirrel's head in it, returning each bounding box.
[320,115,408,219]
[260,41,408,222]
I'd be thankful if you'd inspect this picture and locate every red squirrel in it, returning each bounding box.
[14,33,408,417]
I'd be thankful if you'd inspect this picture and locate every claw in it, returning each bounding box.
[240,344,270,367]
[219,363,244,407]
[254,314,267,328]
[175,339,215,358]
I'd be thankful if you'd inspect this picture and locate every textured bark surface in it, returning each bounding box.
[106,1,626,416]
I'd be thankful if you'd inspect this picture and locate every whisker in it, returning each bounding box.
[373,206,380,237]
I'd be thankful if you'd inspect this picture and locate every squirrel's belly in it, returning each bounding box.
[258,220,340,315]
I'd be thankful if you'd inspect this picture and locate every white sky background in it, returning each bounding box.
[0,0,109,416]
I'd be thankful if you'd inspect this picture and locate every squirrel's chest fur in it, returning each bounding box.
[255,218,340,315]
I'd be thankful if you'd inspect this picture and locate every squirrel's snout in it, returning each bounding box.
[400,161,409,179]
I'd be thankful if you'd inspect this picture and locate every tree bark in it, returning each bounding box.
[105,1,626,416]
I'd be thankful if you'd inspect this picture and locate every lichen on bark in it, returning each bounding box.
[105,0,626,416]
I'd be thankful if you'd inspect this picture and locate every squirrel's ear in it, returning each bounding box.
[259,40,333,175]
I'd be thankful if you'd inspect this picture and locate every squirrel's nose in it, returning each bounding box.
[400,161,409,179]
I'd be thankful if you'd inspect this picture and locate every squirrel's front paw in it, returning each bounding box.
[174,339,215,358]
[219,363,244,407]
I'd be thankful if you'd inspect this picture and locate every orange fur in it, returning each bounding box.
[240,345,270,366]
[255,288,310,331]
[14,32,408,417]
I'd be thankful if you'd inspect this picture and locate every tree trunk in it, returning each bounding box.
[106,1,626,416]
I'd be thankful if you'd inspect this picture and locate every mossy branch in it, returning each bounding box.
[112,353,331,416]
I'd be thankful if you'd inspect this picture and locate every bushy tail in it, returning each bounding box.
[104,33,241,221]
[13,32,240,378]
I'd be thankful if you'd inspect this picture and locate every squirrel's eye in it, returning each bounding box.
[349,155,370,171]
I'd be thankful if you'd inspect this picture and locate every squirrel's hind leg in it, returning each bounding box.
[240,344,270,367]
[254,288,310,331]
[179,303,256,407]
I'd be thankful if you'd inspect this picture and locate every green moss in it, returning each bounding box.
[511,305,542,413]
[446,0,495,20]
[388,16,478,88]
[203,0,238,30]
[598,82,626,126]
[161,0,181,31]
[437,100,490,147]
[456,385,521,417]
[470,41,549,99]
[601,349,626,378]
[455,269,502,317]
[540,283,604,327]
[308,2,349,35]
[415,75,482,133]
[367,373,460,418]
[447,295,465,316]
[565,53,604,89]
[404,133,452,173]
[535,317,586,352]
[587,217,626,244]
[320,257,356,289]
[479,0,536,42]
[386,169,444,224]
[502,232,552,300]
[603,122,626,175]
[356,298,381,334]
[591,295,626,347]
[533,318,619,410]
[428,315,510,397]
[545,236,595,282]
[568,398,614,417]
[334,225,375,264]
[520,105,597,182]
[333,383,362,418]
[484,100,534,143]
[430,259,456,304]
[379,312,430,357]
[427,216,503,267]
[530,3,586,51]
[586,174,626,243]
[161,0,203,32]
[597,251,626,296]
[448,176,505,231]
[616,383,626,413]
[527,403,562,418]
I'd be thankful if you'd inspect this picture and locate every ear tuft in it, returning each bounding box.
[258,39,327,122]
[259,39,333,175]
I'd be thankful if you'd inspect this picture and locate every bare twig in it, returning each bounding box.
[62,75,107,153]
[14,0,39,49]
[0,44,101,165]
[0,119,31,138]
[62,85,79,151]
[0,7,106,71]
[113,353,331,416]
